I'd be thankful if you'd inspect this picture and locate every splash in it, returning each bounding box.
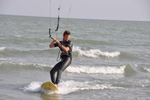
[23,82,42,92]
[22,81,122,95]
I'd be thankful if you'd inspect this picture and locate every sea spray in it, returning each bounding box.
[23,82,42,92]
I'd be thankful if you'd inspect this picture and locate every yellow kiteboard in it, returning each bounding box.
[41,81,58,91]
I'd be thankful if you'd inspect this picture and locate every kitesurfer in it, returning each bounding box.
[49,30,73,87]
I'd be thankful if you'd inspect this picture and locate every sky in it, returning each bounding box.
[0,0,150,21]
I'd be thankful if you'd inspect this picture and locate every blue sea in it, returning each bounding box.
[0,15,150,100]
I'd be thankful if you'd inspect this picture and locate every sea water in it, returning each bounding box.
[0,15,150,100]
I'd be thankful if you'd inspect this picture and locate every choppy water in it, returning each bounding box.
[0,15,150,100]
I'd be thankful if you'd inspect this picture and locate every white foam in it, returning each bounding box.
[143,67,150,72]
[23,82,42,92]
[0,47,6,51]
[23,81,122,95]
[57,80,121,94]
[66,65,126,74]
[73,46,120,58]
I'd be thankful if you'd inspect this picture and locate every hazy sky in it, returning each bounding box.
[0,0,150,21]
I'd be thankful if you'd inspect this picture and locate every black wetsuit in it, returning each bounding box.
[50,40,73,85]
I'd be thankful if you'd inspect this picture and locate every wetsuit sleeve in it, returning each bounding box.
[54,41,62,47]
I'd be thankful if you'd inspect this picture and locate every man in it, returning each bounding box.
[49,30,73,87]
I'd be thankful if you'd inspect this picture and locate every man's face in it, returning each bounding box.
[63,35,70,41]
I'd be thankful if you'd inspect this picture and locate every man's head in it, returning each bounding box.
[63,30,71,41]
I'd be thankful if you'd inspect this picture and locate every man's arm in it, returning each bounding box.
[49,39,55,48]
[56,40,69,52]
[58,44,69,53]
[49,38,69,52]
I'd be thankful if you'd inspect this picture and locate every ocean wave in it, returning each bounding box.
[22,80,122,94]
[0,62,50,70]
[141,67,150,73]
[73,46,120,58]
[0,47,51,53]
[0,46,120,59]
[67,65,126,74]
[0,47,6,52]
[0,62,136,75]
[0,47,59,57]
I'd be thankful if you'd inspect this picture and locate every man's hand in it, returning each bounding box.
[53,38,60,45]
[49,38,59,48]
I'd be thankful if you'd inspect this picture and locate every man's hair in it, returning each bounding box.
[63,30,71,36]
